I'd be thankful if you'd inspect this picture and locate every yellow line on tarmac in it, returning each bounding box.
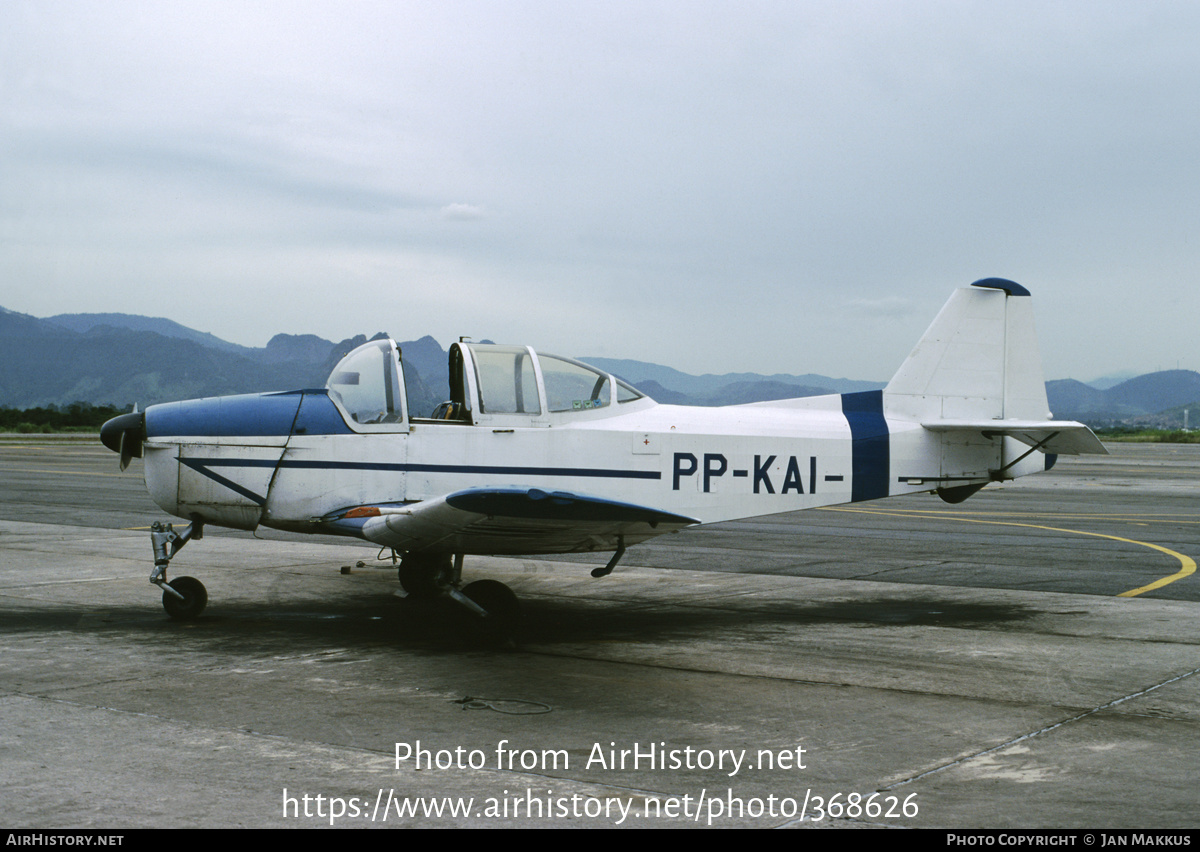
[825,507,1196,597]
[842,506,1200,523]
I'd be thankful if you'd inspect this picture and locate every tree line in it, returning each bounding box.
[0,402,129,433]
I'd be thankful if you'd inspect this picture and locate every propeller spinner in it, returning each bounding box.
[100,408,145,471]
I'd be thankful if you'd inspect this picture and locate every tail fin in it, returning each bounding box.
[886,279,1105,458]
[885,278,1049,422]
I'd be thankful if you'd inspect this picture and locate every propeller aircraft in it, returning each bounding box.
[100,279,1106,637]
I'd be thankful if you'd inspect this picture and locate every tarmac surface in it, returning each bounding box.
[2,438,1199,828]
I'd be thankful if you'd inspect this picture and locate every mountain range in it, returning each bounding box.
[1,305,1196,427]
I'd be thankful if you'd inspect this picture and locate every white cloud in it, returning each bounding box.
[440,203,486,221]
[844,298,917,319]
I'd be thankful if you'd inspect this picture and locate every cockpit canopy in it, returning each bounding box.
[325,338,649,430]
[326,338,405,427]
[464,344,645,417]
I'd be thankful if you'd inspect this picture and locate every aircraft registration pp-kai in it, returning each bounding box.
[100,278,1106,639]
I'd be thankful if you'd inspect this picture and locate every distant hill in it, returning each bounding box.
[1107,370,1200,413]
[621,377,844,407]
[583,356,884,399]
[1047,370,1200,427]
[628,380,691,406]
[260,333,337,365]
[3,305,1198,428]
[0,309,329,409]
[1046,379,1113,418]
[1086,372,1140,390]
[47,312,252,355]
[1,307,352,409]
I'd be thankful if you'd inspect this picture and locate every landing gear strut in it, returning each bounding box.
[149,521,208,621]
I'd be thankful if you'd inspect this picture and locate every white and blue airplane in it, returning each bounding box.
[101,278,1106,632]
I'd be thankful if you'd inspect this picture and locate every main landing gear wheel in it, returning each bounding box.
[397,559,447,597]
[162,576,208,621]
[395,552,523,646]
[461,579,523,646]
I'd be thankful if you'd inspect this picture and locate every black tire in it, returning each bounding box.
[398,561,444,597]
[461,580,522,645]
[163,576,207,621]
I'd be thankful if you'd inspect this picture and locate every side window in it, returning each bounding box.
[540,355,611,412]
[470,346,540,414]
[616,378,644,403]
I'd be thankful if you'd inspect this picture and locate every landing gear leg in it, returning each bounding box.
[149,521,208,620]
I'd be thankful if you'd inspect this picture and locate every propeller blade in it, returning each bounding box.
[119,429,133,472]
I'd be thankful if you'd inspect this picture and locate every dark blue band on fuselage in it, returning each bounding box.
[146,392,303,438]
[291,390,355,435]
[146,390,353,439]
[841,390,890,502]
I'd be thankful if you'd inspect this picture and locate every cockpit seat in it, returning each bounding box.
[431,401,466,421]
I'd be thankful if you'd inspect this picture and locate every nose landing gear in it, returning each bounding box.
[149,521,208,621]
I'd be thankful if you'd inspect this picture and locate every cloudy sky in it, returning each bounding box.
[3,1,1199,382]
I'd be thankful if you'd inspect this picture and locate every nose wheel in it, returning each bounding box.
[162,576,208,620]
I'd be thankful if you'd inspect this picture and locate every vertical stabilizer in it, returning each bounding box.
[884,279,1050,424]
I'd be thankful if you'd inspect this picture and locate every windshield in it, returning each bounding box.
[326,339,404,425]
[538,353,611,412]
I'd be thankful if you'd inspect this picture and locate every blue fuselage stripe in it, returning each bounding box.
[179,457,661,480]
[841,390,890,502]
[287,460,661,479]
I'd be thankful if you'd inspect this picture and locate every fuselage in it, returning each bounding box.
[136,379,999,554]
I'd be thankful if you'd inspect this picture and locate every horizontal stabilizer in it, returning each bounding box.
[922,420,1108,455]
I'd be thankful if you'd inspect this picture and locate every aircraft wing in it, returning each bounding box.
[922,420,1108,455]
[324,487,700,555]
